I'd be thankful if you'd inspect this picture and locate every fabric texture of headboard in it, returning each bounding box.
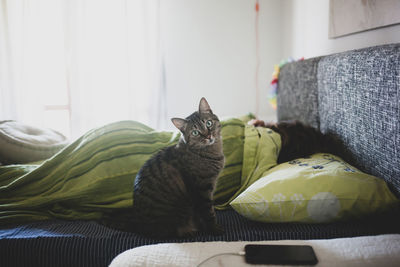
[277,43,400,197]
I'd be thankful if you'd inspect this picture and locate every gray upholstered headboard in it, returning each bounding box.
[277,43,400,197]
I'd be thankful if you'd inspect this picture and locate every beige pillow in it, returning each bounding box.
[0,120,68,164]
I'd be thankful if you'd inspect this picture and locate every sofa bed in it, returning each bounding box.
[1,43,399,267]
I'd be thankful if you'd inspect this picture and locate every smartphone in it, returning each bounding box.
[245,244,318,265]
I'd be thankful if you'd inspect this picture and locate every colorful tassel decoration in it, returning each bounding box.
[268,57,304,110]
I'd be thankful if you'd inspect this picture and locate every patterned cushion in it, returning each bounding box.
[318,44,400,197]
[230,153,398,223]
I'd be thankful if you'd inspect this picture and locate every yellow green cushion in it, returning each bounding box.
[230,153,399,223]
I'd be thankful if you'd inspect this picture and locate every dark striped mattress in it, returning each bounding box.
[1,209,399,267]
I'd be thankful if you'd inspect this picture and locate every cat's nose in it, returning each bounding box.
[207,135,212,139]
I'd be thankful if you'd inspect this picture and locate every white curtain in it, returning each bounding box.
[0,0,166,139]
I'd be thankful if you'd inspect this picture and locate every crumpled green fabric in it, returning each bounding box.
[215,125,281,209]
[0,118,281,225]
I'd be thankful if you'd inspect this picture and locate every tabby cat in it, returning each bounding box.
[251,119,355,166]
[132,97,225,238]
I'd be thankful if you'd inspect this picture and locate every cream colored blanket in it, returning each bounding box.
[110,234,400,267]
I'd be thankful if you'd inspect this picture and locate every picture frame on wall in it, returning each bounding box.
[329,0,400,38]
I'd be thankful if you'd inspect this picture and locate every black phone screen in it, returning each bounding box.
[245,244,318,265]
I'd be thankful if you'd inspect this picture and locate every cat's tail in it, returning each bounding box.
[99,208,137,232]
[100,208,196,238]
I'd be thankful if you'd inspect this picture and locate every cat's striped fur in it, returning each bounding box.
[132,98,225,238]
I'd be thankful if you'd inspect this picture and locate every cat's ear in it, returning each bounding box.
[171,118,187,131]
[199,97,213,114]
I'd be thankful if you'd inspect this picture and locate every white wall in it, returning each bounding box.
[281,0,400,59]
[161,0,281,127]
[161,0,400,129]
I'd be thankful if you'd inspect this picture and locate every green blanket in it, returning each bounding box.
[0,119,281,225]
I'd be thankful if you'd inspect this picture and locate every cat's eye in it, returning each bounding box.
[206,120,213,128]
[192,130,199,136]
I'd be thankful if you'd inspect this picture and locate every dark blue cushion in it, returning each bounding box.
[1,210,399,267]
